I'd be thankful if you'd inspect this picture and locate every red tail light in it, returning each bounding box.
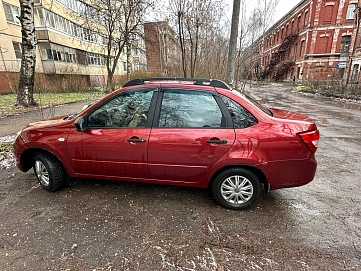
[298,129,319,153]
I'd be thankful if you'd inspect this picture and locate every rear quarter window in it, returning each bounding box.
[220,95,258,128]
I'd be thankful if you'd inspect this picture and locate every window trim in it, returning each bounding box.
[153,88,233,129]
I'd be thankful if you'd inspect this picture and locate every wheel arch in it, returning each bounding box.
[208,164,270,192]
[20,148,68,175]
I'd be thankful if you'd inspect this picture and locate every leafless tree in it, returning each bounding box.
[168,0,225,78]
[235,0,279,86]
[77,0,153,92]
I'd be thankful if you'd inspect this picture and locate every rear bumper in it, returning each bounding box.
[258,156,317,190]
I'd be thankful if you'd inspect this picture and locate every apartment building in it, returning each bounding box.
[249,0,359,83]
[0,0,146,93]
[144,21,180,76]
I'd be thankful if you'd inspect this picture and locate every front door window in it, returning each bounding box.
[88,89,155,128]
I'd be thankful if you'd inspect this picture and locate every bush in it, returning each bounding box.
[297,79,361,100]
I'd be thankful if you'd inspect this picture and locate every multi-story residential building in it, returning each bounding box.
[144,21,180,76]
[249,0,358,83]
[0,0,146,93]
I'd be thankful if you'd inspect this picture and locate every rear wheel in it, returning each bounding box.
[212,168,262,210]
[33,152,66,192]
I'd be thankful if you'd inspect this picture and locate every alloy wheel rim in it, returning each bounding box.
[220,175,253,204]
[35,160,50,187]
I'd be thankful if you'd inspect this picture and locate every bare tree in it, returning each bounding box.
[235,0,279,85]
[17,0,36,106]
[169,0,224,78]
[76,0,153,92]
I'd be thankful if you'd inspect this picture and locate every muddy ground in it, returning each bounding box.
[0,83,360,270]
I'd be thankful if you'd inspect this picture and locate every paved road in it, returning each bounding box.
[0,100,95,137]
[0,83,360,270]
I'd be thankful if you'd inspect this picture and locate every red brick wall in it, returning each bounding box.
[144,23,162,73]
[0,72,18,93]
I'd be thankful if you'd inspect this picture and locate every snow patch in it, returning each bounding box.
[0,134,16,169]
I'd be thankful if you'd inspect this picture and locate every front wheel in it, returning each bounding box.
[33,152,66,192]
[212,168,262,210]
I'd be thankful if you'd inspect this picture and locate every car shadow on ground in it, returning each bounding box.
[66,177,287,212]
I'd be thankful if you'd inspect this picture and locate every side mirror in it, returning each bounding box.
[74,117,85,132]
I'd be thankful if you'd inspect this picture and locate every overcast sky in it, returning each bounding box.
[147,0,302,28]
[225,0,301,23]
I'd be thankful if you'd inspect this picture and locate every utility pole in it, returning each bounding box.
[226,0,241,87]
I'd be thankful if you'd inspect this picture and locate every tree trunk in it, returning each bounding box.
[226,0,241,86]
[106,71,114,92]
[17,0,36,106]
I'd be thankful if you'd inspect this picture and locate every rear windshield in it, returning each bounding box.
[231,90,273,116]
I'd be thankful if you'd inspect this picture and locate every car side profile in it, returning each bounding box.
[13,78,319,210]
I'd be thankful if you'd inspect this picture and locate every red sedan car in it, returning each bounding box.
[13,78,319,210]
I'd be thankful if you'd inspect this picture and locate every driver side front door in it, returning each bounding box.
[67,88,157,180]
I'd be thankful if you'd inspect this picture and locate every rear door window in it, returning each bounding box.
[158,89,224,128]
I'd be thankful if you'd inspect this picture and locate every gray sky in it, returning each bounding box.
[146,0,301,29]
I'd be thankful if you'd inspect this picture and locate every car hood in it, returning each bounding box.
[270,108,314,122]
[25,115,69,129]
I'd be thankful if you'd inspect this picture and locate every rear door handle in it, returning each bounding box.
[127,138,146,143]
[206,139,227,144]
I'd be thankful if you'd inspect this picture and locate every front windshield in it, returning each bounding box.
[64,103,93,120]
[231,90,273,116]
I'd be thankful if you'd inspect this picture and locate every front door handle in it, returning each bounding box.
[206,139,227,144]
[127,138,146,143]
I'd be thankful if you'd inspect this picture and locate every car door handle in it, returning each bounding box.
[206,139,227,144]
[127,138,146,143]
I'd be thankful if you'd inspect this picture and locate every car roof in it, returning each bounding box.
[123,78,231,90]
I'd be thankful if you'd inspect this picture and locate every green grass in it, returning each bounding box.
[293,85,312,92]
[0,142,12,152]
[0,92,105,118]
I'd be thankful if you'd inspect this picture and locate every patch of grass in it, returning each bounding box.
[0,142,12,152]
[293,85,311,92]
[0,92,105,118]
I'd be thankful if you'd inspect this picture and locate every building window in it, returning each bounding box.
[323,5,334,24]
[2,2,20,25]
[315,37,329,54]
[300,40,305,56]
[304,11,309,27]
[297,16,301,32]
[340,36,351,53]
[13,42,22,59]
[346,3,357,19]
[351,64,359,82]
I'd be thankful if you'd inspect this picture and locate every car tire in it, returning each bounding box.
[212,168,262,210]
[33,152,66,192]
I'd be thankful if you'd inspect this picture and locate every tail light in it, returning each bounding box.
[298,129,319,153]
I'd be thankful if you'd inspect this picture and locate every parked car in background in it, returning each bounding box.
[13,78,319,209]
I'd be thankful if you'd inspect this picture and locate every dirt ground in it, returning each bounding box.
[0,83,360,270]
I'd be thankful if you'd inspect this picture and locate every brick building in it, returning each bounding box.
[144,21,180,76]
[250,0,359,83]
[348,0,361,83]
